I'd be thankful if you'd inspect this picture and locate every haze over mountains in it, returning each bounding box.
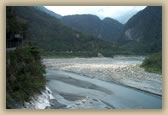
[44,6,146,24]
[10,6,162,55]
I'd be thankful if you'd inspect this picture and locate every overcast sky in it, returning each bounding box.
[45,6,146,24]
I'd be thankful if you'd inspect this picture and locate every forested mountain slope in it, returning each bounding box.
[34,6,62,19]
[61,14,123,41]
[12,6,124,56]
[119,6,162,54]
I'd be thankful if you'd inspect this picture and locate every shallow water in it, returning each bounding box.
[46,68,162,109]
[43,57,162,95]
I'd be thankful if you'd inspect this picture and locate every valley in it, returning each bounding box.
[6,6,162,109]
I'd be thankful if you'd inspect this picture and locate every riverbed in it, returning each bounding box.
[42,56,162,109]
[43,56,162,95]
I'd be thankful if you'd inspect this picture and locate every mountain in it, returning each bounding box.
[61,14,123,41]
[9,6,124,56]
[35,6,62,19]
[62,14,101,36]
[117,8,146,24]
[101,17,124,41]
[120,6,162,54]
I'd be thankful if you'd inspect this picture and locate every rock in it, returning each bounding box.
[92,99,98,102]
[97,53,104,57]
[49,99,66,109]
[45,106,51,109]
[6,93,23,109]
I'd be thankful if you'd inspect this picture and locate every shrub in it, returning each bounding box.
[6,46,46,108]
[141,52,162,73]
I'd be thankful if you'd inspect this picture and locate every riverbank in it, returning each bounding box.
[23,87,54,109]
[43,57,162,95]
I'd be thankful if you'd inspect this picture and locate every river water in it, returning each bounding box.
[43,56,162,109]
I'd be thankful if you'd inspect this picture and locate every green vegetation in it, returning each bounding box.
[6,6,162,109]
[11,6,129,56]
[6,7,28,43]
[6,7,46,109]
[6,46,46,108]
[120,6,162,55]
[62,15,123,41]
[6,5,163,110]
[43,52,98,58]
[11,6,162,57]
[42,49,135,58]
[141,52,162,73]
[119,6,162,73]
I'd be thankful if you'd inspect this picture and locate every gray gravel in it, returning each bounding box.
[43,56,162,95]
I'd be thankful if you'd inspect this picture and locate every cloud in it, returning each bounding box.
[45,6,146,23]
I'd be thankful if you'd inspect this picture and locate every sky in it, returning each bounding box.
[45,6,146,24]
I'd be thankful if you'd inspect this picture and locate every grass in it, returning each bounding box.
[140,52,162,73]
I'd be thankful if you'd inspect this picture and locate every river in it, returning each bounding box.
[43,56,162,109]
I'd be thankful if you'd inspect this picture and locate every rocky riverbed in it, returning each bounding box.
[44,69,161,109]
[43,56,162,95]
[22,56,162,109]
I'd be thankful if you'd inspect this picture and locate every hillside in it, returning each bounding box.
[6,7,46,108]
[101,17,124,41]
[10,6,161,56]
[61,14,123,41]
[119,6,162,54]
[11,6,125,57]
